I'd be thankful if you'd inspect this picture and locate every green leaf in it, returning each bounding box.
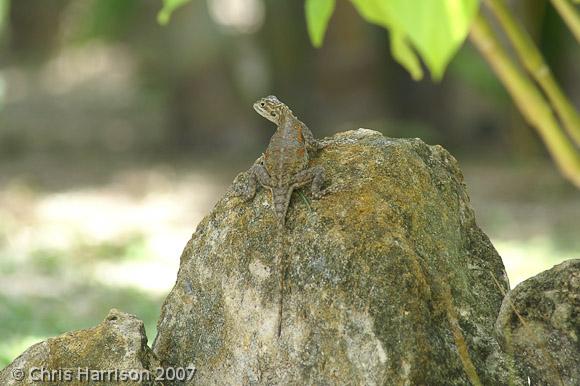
[350,0,390,28]
[157,0,191,25]
[305,0,336,47]
[350,0,423,80]
[389,0,481,80]
[390,30,423,81]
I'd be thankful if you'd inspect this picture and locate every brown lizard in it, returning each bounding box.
[235,95,330,337]
[236,95,328,225]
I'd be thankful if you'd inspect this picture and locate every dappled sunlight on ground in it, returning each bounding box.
[94,254,180,295]
[495,238,575,288]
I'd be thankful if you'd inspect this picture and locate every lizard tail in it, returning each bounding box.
[276,232,289,338]
[277,263,285,337]
[272,188,291,226]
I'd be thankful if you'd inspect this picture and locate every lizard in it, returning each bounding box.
[235,95,330,337]
[236,95,328,225]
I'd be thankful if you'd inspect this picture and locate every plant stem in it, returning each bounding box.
[470,14,580,188]
[298,191,312,211]
[550,0,580,43]
[485,0,580,147]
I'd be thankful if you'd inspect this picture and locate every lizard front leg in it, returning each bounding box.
[301,123,326,152]
[291,165,328,199]
[235,162,272,200]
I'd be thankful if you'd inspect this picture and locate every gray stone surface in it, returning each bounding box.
[153,129,523,385]
[0,309,161,386]
[496,259,580,386]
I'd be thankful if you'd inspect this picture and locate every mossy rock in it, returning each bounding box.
[153,129,523,385]
[496,258,580,385]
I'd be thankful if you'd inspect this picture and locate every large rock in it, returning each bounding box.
[496,259,580,385]
[153,129,523,385]
[0,309,161,386]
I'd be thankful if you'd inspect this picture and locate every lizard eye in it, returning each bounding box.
[260,102,265,106]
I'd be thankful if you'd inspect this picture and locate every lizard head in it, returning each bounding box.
[253,95,287,125]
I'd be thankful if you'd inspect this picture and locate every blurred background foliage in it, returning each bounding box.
[0,0,578,369]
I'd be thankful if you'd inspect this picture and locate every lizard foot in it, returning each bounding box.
[232,162,270,201]
[232,183,255,201]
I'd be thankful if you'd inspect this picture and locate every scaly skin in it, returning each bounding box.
[237,95,328,226]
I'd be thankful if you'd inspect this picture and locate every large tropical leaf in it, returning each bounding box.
[305,0,336,47]
[388,0,480,80]
[350,0,423,80]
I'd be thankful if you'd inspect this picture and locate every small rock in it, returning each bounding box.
[496,259,580,385]
[0,309,161,386]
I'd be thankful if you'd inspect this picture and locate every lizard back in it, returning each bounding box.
[264,116,309,187]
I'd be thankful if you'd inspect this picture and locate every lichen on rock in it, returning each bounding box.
[153,129,523,385]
